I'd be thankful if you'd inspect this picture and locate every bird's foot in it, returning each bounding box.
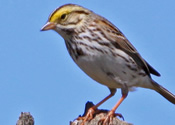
[77,107,96,125]
[99,110,124,125]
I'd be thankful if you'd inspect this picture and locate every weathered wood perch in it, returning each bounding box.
[70,101,132,125]
[16,102,132,125]
[16,112,34,125]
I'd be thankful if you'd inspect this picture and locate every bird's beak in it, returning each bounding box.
[40,22,56,31]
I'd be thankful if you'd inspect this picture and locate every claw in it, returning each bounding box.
[103,111,114,125]
[84,107,95,121]
[78,107,96,125]
[114,113,124,120]
[98,111,124,125]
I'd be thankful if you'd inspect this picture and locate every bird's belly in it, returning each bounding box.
[75,52,152,89]
[76,57,121,88]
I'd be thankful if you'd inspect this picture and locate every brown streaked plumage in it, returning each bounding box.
[41,4,175,124]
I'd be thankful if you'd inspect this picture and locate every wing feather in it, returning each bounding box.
[97,18,160,77]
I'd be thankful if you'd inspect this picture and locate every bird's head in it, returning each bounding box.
[41,4,91,39]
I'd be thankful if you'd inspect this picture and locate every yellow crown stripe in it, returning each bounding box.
[49,5,85,22]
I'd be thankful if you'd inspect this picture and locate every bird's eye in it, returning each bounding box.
[60,14,67,20]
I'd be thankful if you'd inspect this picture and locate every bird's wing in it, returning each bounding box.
[112,36,160,77]
[98,19,160,77]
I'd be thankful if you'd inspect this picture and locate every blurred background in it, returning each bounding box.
[0,0,175,125]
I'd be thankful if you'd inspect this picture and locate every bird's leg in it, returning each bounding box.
[103,84,128,125]
[81,88,116,124]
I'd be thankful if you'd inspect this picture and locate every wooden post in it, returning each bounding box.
[70,101,132,125]
[16,102,132,125]
[16,112,34,125]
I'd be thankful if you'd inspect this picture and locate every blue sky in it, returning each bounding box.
[0,0,175,125]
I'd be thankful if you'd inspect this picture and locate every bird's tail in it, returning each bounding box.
[152,81,175,104]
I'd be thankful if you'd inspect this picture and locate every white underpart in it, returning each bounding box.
[76,50,153,89]
[63,25,154,90]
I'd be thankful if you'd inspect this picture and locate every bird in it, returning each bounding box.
[41,3,175,124]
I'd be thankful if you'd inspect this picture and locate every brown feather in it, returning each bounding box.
[95,17,160,77]
[152,81,175,104]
